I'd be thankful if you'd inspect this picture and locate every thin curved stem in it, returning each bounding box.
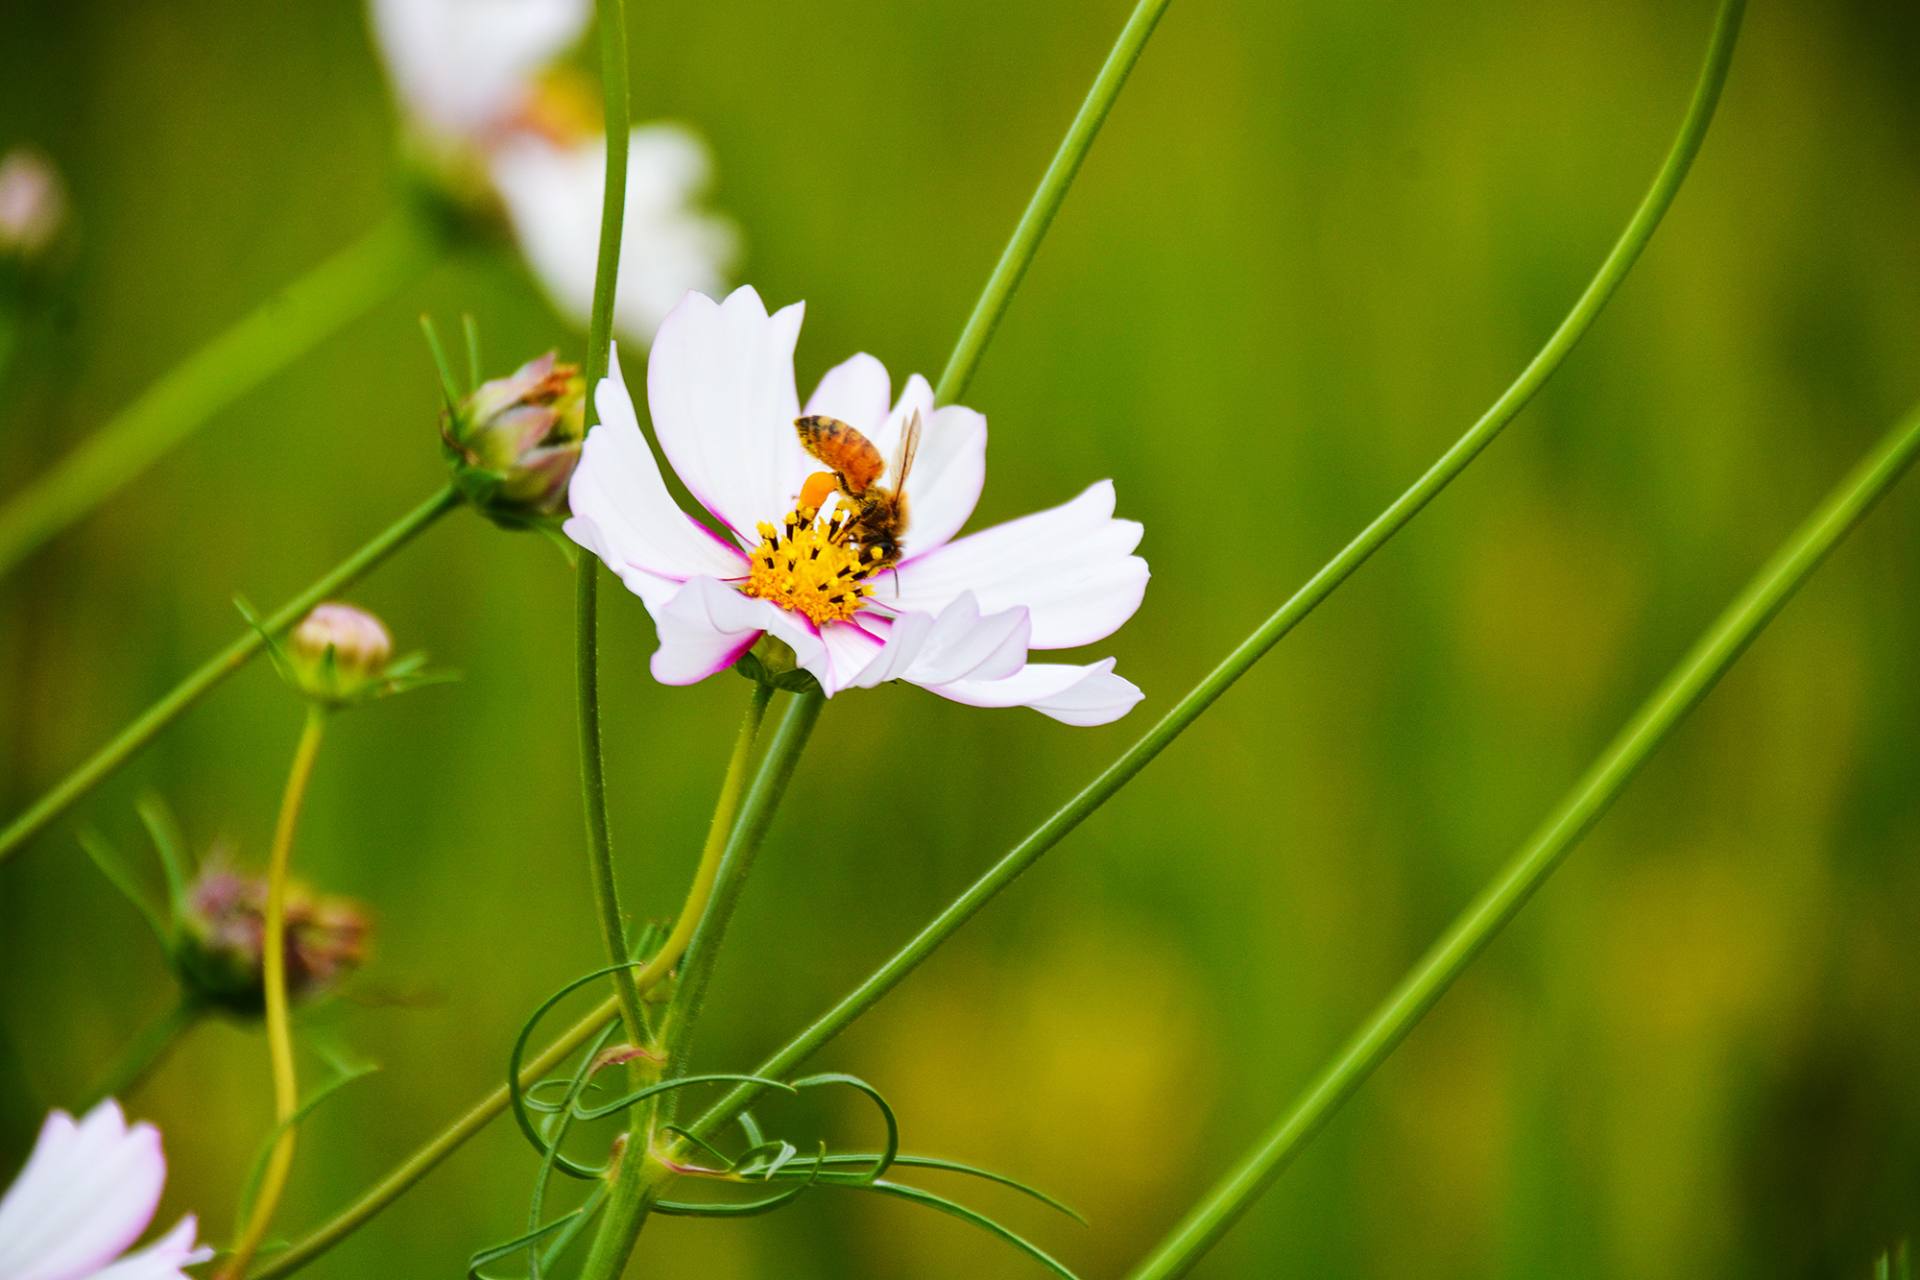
[251,992,624,1279]
[222,706,328,1280]
[933,0,1174,405]
[0,210,441,580]
[668,0,1749,1153]
[80,995,202,1110]
[0,484,460,867]
[1127,395,1920,1279]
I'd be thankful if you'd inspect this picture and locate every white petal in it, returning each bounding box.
[90,1216,213,1280]
[0,1101,166,1280]
[802,354,890,438]
[851,592,1030,690]
[924,658,1144,726]
[649,576,823,687]
[491,126,739,348]
[371,0,588,139]
[647,286,813,538]
[811,620,885,696]
[859,375,985,556]
[888,480,1147,649]
[565,345,749,603]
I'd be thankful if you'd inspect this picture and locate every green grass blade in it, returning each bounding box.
[1125,397,1920,1277]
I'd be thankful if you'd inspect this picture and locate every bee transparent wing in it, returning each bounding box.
[891,410,923,489]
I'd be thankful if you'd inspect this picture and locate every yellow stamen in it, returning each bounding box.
[740,504,876,625]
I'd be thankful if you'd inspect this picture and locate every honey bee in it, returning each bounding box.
[794,410,921,567]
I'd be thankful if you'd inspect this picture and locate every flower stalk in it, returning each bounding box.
[0,483,460,866]
[1125,391,1920,1279]
[80,995,203,1111]
[220,704,328,1280]
[0,209,443,580]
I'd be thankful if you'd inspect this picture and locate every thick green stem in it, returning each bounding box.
[0,484,460,867]
[674,0,1748,1151]
[933,0,1173,405]
[1127,397,1920,1278]
[0,210,441,580]
[582,688,824,1279]
[222,706,327,1280]
[80,995,202,1110]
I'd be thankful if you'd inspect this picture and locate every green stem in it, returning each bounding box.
[933,0,1174,405]
[661,687,823,1081]
[625,682,775,1004]
[222,706,328,1280]
[0,210,441,580]
[80,995,202,1109]
[577,558,646,1049]
[255,688,778,1279]
[1127,397,1920,1279]
[0,484,460,867]
[582,687,824,1280]
[673,0,1748,1151]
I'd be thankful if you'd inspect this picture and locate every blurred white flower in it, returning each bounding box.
[0,1100,210,1279]
[0,148,68,262]
[490,127,737,344]
[565,287,1149,725]
[367,0,736,344]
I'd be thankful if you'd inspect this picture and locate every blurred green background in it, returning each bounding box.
[4,0,1919,1275]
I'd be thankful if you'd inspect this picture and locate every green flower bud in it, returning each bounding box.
[172,861,369,1016]
[286,602,394,706]
[442,351,586,527]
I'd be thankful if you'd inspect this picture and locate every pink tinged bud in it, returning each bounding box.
[174,860,370,1014]
[287,601,395,705]
[0,148,65,261]
[443,351,586,526]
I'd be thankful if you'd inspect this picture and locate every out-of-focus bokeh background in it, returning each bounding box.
[4,0,1919,1275]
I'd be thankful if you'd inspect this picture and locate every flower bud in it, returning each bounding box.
[173,862,370,1015]
[0,148,66,264]
[442,351,585,526]
[286,602,394,706]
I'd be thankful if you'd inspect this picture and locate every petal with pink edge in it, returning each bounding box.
[565,346,749,603]
[888,480,1147,648]
[649,576,823,687]
[0,1101,166,1280]
[91,1216,214,1280]
[647,287,812,537]
[851,592,1030,690]
[802,354,891,437]
[813,619,886,696]
[924,659,1144,726]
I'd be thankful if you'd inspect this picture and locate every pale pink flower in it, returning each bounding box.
[366,0,735,344]
[0,1101,210,1280]
[565,287,1148,725]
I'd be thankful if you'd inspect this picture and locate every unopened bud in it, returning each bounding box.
[0,149,66,264]
[287,602,394,706]
[173,862,370,1015]
[442,351,585,527]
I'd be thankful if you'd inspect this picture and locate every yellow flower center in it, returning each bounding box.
[740,504,888,626]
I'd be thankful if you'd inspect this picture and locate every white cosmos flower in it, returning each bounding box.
[564,286,1149,726]
[367,0,737,344]
[0,1101,211,1280]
